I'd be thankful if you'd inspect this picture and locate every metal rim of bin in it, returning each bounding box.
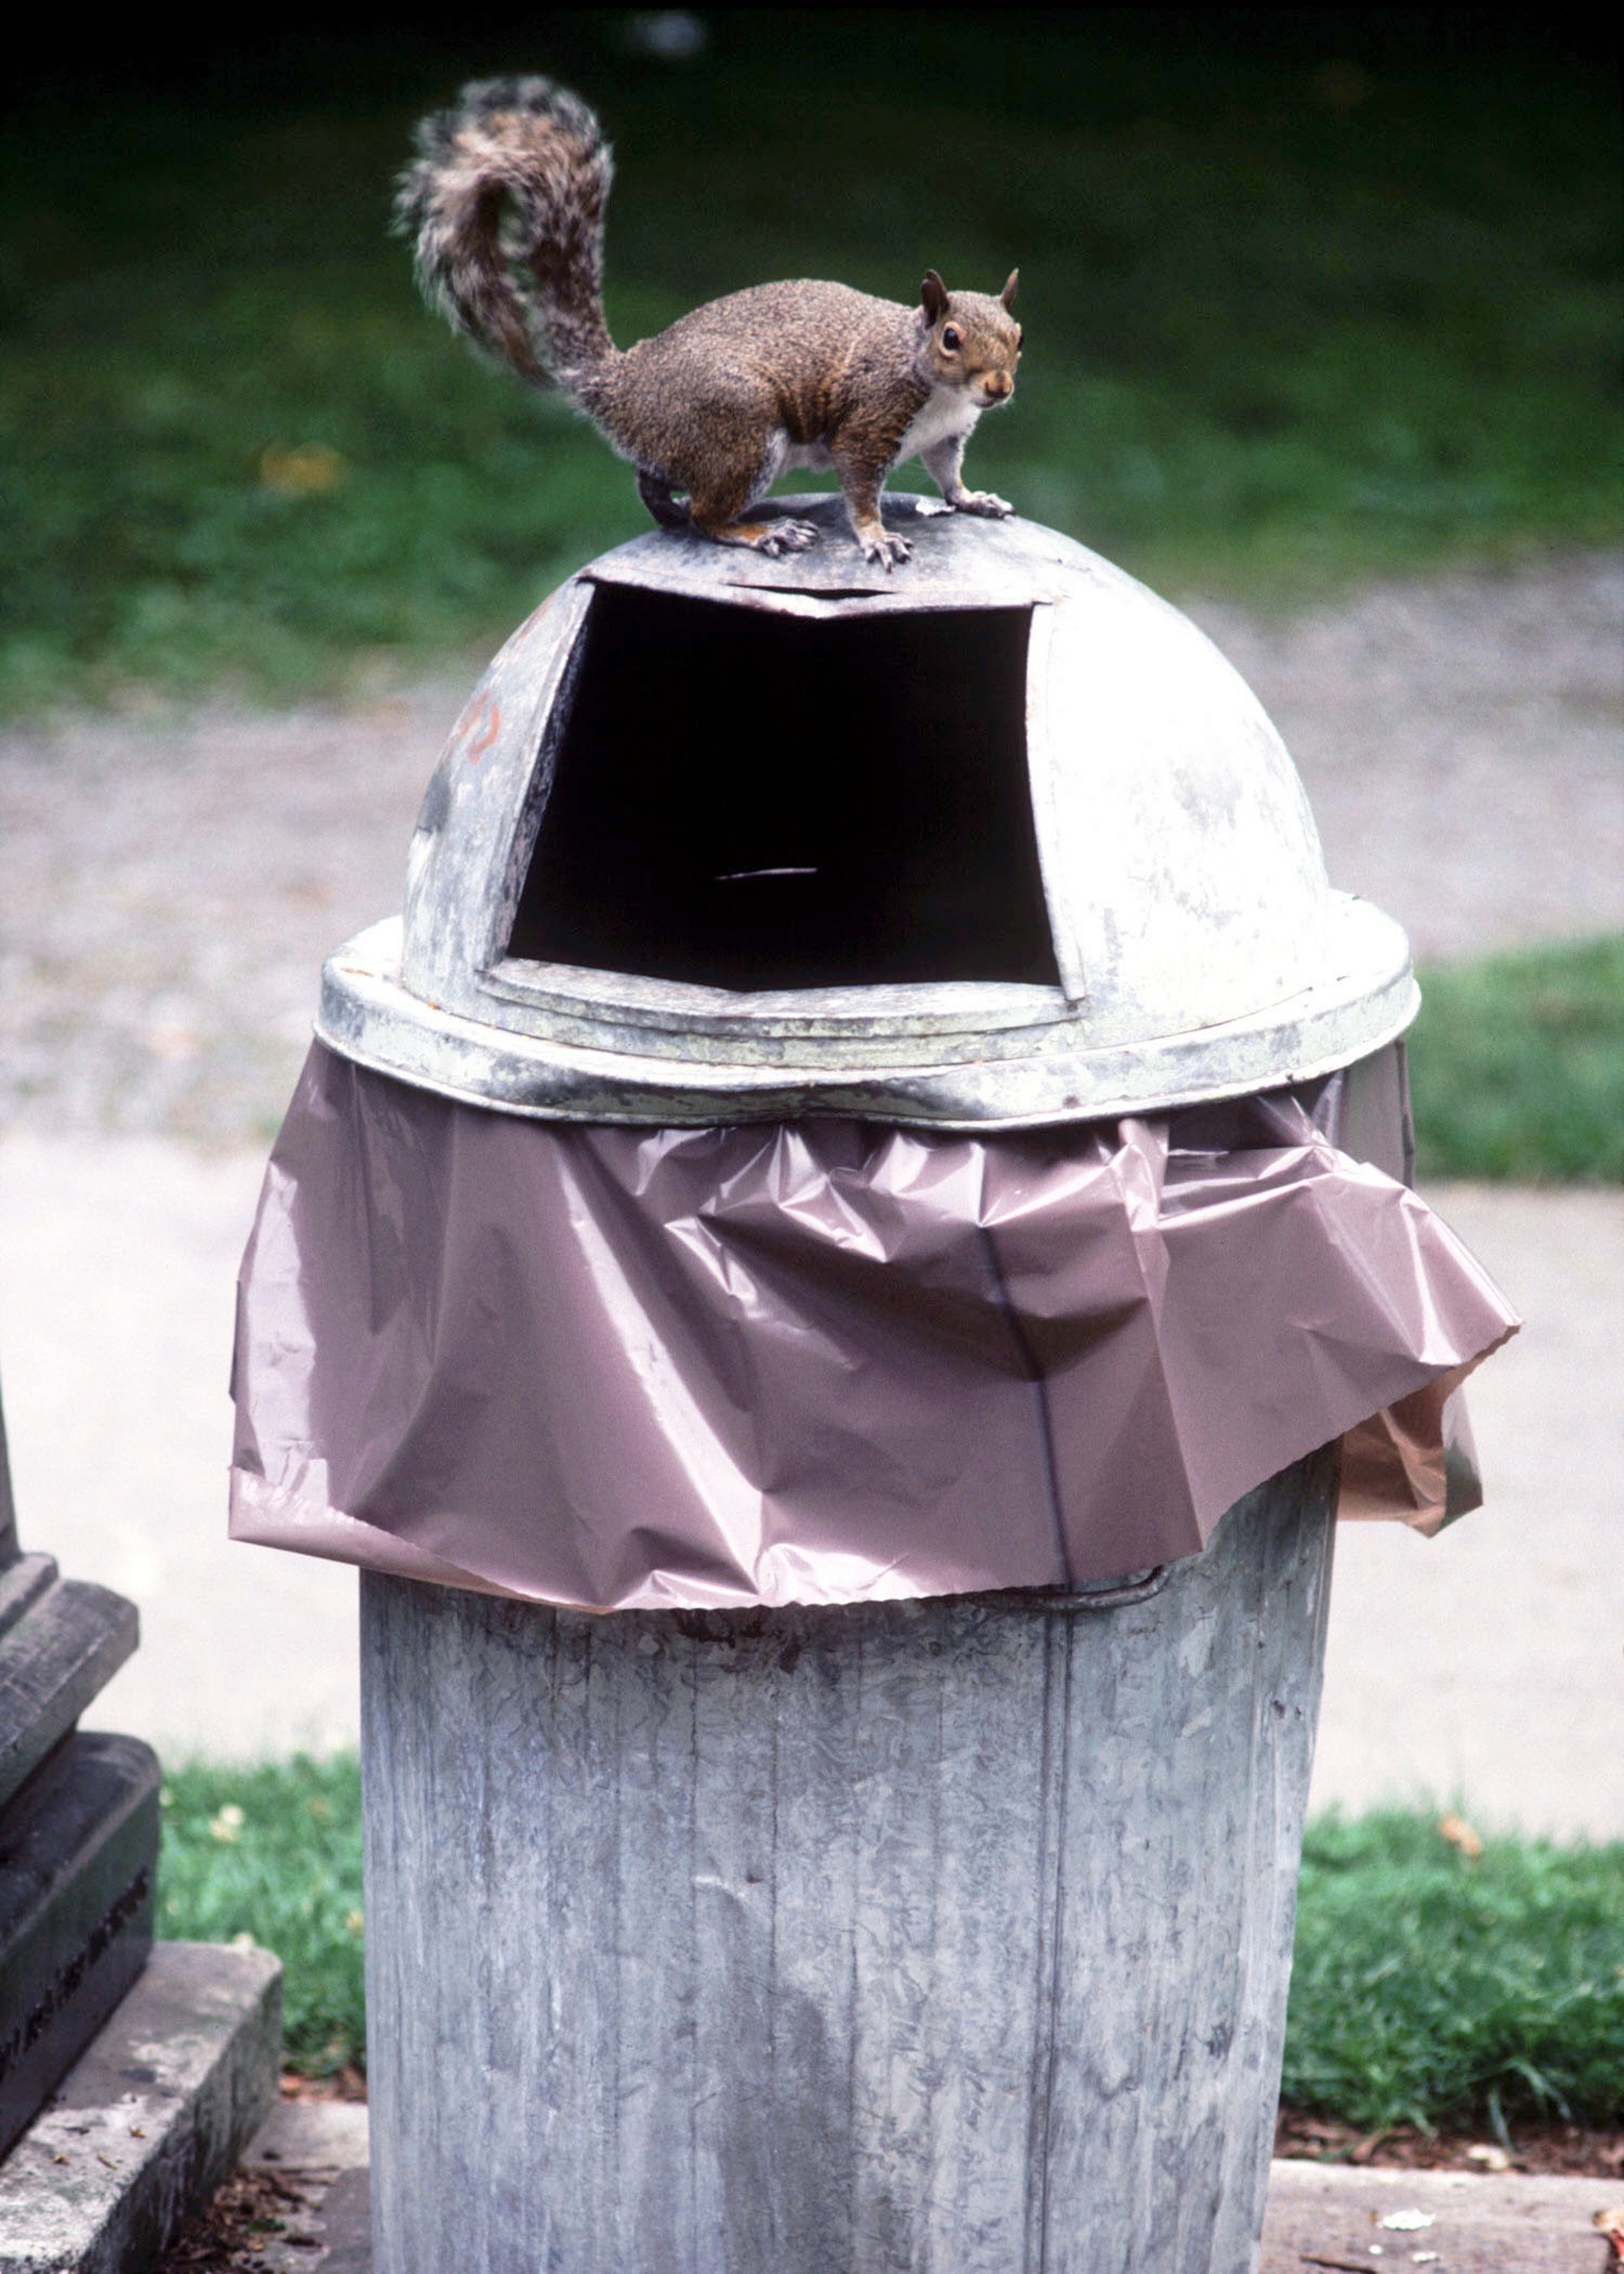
[318,901,1414,1130]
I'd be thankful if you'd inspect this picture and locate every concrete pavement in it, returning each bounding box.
[0,1135,354,1762]
[1315,1180,1623,1838]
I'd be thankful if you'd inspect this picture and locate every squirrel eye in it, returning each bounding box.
[942,326,961,351]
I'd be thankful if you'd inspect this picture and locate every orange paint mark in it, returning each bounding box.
[516,590,557,642]
[449,688,491,751]
[469,700,502,761]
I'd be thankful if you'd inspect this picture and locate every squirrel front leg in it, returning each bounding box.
[921,434,1013,519]
[831,444,912,570]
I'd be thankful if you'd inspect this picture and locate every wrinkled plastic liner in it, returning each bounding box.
[229,1044,1518,1610]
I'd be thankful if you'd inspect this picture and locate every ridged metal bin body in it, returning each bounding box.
[361,1453,1336,2274]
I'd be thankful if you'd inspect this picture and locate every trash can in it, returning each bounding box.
[231,495,1517,2272]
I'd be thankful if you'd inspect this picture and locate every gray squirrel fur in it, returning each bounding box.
[397,76,1022,567]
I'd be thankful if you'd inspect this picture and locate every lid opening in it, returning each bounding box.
[506,585,1060,993]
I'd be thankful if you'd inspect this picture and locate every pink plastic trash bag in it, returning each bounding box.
[229,1043,1517,1610]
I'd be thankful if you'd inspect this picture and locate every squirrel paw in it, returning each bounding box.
[755,520,819,556]
[952,490,1015,518]
[859,529,914,570]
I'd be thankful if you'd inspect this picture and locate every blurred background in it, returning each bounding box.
[2,6,1618,706]
[0,7,1620,1795]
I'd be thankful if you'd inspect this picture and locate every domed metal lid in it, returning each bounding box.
[318,496,1415,1127]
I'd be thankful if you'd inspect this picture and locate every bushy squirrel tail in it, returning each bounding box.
[397,76,617,400]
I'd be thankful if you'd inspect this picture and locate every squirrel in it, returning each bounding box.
[397,76,1022,568]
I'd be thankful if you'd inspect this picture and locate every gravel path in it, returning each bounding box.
[1190,549,1624,961]
[1,549,1619,1148]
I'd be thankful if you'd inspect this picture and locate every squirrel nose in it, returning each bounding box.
[984,373,1013,400]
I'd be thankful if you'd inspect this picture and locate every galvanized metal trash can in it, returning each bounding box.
[360,1475,1335,2274]
[247,497,1510,2272]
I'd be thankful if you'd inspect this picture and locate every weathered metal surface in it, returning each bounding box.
[318,495,1416,1128]
[0,1732,158,2162]
[362,1450,1336,2274]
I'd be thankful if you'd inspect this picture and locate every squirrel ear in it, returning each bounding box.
[921,270,948,322]
[1000,269,1019,311]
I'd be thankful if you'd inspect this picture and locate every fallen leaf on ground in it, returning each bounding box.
[1349,2129,1393,2164]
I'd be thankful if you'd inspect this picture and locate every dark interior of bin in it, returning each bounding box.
[506,586,1061,992]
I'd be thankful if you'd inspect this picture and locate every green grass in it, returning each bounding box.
[158,1756,364,2078]
[1408,936,1624,1184]
[3,15,1619,708]
[161,1756,1624,2125]
[1284,1809,1624,2135]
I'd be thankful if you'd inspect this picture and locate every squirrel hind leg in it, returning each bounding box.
[637,470,690,529]
[684,444,819,556]
[688,514,819,557]
[639,462,817,553]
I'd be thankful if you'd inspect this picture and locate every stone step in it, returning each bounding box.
[0,1395,16,1562]
[0,1581,138,1816]
[0,1559,56,1647]
[0,1733,159,2162]
[0,1941,280,2273]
